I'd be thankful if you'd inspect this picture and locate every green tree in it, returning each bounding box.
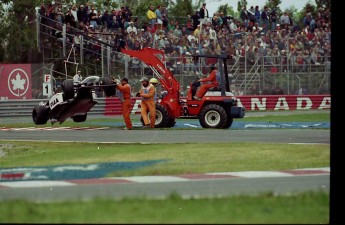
[90,0,119,12]
[133,0,193,24]
[169,0,193,17]
[133,0,162,23]
[193,0,205,11]
[265,0,282,14]
[0,3,6,62]
[294,1,318,27]
[0,0,41,63]
[237,0,247,12]
[217,4,238,18]
[315,0,331,9]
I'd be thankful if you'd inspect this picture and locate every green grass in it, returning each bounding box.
[0,111,331,223]
[0,191,329,223]
[242,112,330,122]
[0,141,330,176]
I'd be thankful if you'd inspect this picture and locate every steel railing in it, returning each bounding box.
[0,98,108,117]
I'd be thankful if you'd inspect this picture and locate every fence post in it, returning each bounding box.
[101,44,104,78]
[107,46,111,77]
[62,24,66,58]
[125,56,129,78]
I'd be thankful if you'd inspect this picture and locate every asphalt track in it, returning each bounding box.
[0,110,330,144]
[0,110,330,202]
[0,127,330,144]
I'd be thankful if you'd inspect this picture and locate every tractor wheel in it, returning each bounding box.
[199,104,228,129]
[166,117,176,128]
[223,116,234,129]
[101,77,116,97]
[72,114,87,122]
[62,79,74,99]
[140,115,175,127]
[32,105,49,125]
[140,115,145,126]
[140,104,175,128]
[152,104,172,128]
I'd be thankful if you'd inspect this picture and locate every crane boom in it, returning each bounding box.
[120,47,182,117]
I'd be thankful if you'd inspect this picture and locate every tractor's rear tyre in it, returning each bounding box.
[199,104,228,129]
[32,105,49,125]
[62,79,74,99]
[72,114,87,122]
[101,77,116,97]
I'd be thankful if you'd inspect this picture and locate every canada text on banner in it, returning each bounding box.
[236,95,331,111]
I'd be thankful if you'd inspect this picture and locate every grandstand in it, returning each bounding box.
[33,2,330,97]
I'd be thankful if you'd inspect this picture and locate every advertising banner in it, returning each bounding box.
[0,64,32,100]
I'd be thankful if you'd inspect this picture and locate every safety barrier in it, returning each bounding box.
[0,95,330,117]
[0,97,143,117]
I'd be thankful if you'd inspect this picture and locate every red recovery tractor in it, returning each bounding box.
[121,47,245,129]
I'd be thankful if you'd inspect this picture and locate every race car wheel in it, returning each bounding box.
[101,77,116,97]
[32,105,49,125]
[72,114,87,122]
[62,79,74,99]
[199,104,228,129]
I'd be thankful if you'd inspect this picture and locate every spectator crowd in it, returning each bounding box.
[38,2,331,96]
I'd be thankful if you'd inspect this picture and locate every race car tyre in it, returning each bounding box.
[32,105,49,125]
[102,77,116,97]
[62,79,74,99]
[72,114,87,122]
[199,104,228,129]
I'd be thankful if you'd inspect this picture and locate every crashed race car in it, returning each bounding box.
[32,76,116,125]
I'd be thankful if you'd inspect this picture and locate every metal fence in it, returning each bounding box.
[0,98,106,117]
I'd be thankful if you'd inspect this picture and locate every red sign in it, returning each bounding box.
[44,74,51,83]
[236,95,331,111]
[0,64,32,100]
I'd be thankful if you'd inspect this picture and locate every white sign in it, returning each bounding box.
[44,74,51,83]
[8,68,29,97]
[43,82,52,96]
[49,92,64,109]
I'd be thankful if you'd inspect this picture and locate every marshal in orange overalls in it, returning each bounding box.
[194,69,219,99]
[116,78,133,130]
[139,81,156,128]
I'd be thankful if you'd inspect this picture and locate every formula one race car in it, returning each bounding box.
[32,76,116,125]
